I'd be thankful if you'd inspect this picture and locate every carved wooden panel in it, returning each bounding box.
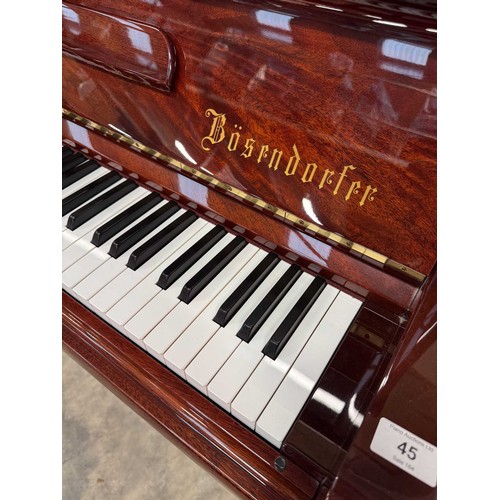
[62,2,176,92]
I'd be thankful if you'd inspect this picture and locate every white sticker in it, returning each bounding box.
[370,417,437,487]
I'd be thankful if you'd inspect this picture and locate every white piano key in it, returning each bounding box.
[230,285,339,430]
[106,223,221,330]
[207,273,315,411]
[62,200,169,289]
[141,243,259,361]
[115,224,227,336]
[122,231,241,348]
[255,292,362,448]
[163,249,268,377]
[85,216,210,312]
[61,165,367,451]
[71,206,190,301]
[150,244,258,364]
[184,260,290,394]
[62,187,147,252]
[62,166,109,199]
[61,173,129,229]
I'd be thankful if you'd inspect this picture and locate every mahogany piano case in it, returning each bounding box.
[62,0,437,498]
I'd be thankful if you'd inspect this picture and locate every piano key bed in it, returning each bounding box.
[62,148,364,449]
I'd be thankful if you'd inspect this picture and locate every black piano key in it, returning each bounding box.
[179,236,248,304]
[213,253,279,327]
[127,211,198,271]
[62,160,100,189]
[236,264,302,343]
[108,201,179,259]
[91,192,162,247]
[156,225,226,290]
[62,153,87,171]
[62,147,73,160]
[62,171,121,216]
[66,179,137,230]
[262,276,327,360]
[62,154,81,175]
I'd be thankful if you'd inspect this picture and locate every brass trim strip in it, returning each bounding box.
[62,107,426,283]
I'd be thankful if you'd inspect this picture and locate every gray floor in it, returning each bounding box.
[62,351,238,500]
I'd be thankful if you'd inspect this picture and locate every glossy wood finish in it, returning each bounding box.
[61,132,435,498]
[63,118,418,312]
[62,1,436,497]
[282,301,404,479]
[62,3,176,92]
[327,267,437,499]
[246,1,437,36]
[63,291,319,499]
[63,0,436,275]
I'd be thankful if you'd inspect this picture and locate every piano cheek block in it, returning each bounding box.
[62,3,176,93]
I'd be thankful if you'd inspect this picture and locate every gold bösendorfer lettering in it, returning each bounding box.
[201,109,226,151]
[360,185,378,207]
[200,108,378,209]
[334,165,356,195]
[285,144,300,176]
[257,145,269,163]
[319,168,335,189]
[241,138,255,158]
[268,149,283,171]
[301,162,318,183]
[345,180,361,201]
[227,131,240,151]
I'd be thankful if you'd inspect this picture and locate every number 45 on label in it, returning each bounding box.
[370,417,436,488]
[397,441,418,460]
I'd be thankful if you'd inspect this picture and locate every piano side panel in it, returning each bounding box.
[282,303,404,477]
[325,267,437,499]
[62,292,319,500]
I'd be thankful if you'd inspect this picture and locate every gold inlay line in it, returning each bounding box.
[62,107,426,283]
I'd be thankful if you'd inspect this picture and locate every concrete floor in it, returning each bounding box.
[62,351,238,500]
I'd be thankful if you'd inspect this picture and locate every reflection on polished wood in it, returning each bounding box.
[62,2,176,91]
[63,0,436,275]
[62,0,437,498]
[63,107,426,283]
[62,117,419,312]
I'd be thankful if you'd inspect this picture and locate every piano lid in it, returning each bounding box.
[62,0,436,279]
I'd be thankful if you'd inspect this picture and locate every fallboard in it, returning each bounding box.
[62,0,436,279]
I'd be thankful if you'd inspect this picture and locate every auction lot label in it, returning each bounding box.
[370,417,437,487]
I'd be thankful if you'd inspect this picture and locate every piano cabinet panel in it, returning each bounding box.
[62,0,436,496]
[63,118,420,313]
[63,0,436,276]
[60,148,435,498]
[63,291,320,500]
[62,3,177,92]
[283,299,404,477]
[326,267,437,499]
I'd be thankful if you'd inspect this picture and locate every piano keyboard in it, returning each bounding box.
[61,147,363,449]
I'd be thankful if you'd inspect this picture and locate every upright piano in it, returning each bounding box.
[62,0,437,498]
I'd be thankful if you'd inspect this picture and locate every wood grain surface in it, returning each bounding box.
[63,118,420,311]
[62,1,437,497]
[62,3,176,91]
[62,0,436,275]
